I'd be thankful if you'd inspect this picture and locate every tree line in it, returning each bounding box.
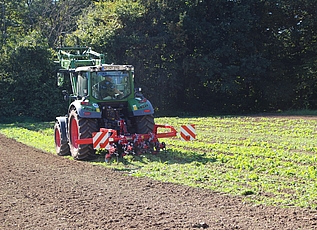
[1,0,317,120]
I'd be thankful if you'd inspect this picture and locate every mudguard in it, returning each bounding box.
[69,100,102,118]
[128,98,154,116]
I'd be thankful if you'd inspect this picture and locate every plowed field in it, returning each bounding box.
[1,134,317,229]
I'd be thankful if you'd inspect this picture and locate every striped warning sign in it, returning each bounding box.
[180,124,196,141]
[93,131,111,149]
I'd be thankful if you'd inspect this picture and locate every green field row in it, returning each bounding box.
[1,115,317,208]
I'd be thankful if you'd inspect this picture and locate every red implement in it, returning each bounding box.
[75,124,177,160]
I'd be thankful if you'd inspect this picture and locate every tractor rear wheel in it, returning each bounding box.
[54,121,70,156]
[68,109,99,160]
[135,114,155,134]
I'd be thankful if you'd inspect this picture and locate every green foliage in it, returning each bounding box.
[69,0,146,52]
[180,0,271,112]
[24,0,92,46]
[0,0,27,47]
[0,34,66,120]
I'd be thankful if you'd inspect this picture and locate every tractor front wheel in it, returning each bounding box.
[54,121,70,156]
[68,109,99,160]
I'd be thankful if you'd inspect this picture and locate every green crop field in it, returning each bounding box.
[1,115,317,209]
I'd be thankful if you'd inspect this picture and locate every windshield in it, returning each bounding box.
[91,71,131,100]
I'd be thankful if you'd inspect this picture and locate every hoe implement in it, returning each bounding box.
[76,124,177,162]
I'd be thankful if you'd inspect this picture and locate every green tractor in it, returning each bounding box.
[54,47,158,160]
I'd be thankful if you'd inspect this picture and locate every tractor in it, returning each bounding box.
[54,47,177,161]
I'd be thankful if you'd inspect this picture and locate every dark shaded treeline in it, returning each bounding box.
[0,0,316,120]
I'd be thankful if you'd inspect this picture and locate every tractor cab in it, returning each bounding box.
[77,65,134,101]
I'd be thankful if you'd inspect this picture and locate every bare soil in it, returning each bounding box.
[1,133,317,229]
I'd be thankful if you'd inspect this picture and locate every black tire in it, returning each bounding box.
[68,109,99,160]
[135,114,155,134]
[54,121,70,156]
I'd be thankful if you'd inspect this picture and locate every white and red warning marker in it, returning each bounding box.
[180,124,196,141]
[93,128,115,149]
